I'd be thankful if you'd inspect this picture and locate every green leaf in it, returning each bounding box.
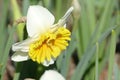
[1,25,16,80]
[95,43,99,80]
[0,0,9,63]
[71,26,117,80]
[92,0,115,43]
[108,30,116,80]
[114,63,120,80]
[11,0,25,41]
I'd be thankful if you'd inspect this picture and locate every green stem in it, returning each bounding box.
[108,30,116,80]
[95,42,99,80]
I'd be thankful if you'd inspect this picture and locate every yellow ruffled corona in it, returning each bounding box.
[29,27,71,63]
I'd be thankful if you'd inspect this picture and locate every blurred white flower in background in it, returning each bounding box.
[40,70,65,80]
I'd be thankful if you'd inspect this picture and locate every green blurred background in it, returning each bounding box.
[0,0,120,80]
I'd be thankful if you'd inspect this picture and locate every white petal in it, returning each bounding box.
[42,59,55,66]
[64,24,66,28]
[58,6,74,26]
[40,70,65,80]
[12,38,34,52]
[27,5,55,37]
[11,51,29,62]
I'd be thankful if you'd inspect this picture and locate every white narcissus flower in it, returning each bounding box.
[12,5,74,66]
[40,70,65,80]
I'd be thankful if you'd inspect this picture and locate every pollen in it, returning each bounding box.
[28,27,71,64]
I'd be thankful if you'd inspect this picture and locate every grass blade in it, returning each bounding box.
[92,0,115,43]
[1,25,16,80]
[0,0,9,64]
[95,43,99,80]
[11,0,24,41]
[108,30,116,80]
[71,26,117,80]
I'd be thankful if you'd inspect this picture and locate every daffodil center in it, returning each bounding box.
[28,27,71,64]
